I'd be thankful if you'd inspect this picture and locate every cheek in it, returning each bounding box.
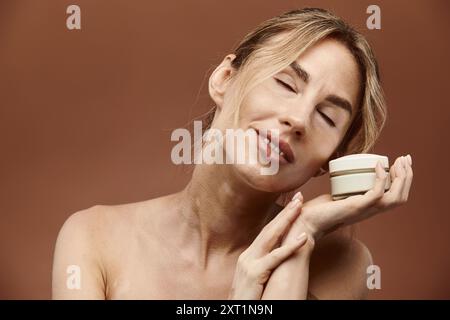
[239,83,279,121]
[309,132,341,161]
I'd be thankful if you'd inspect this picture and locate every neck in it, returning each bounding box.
[174,163,281,267]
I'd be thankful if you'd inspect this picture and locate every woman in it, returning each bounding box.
[52,8,413,299]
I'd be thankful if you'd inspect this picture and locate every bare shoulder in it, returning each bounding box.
[52,195,174,299]
[52,204,112,299]
[57,204,112,240]
[60,194,175,239]
[55,202,136,249]
[308,230,373,300]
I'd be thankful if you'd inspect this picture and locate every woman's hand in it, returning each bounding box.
[293,155,413,242]
[228,196,309,300]
[259,155,413,300]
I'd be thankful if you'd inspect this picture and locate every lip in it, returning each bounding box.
[254,128,295,164]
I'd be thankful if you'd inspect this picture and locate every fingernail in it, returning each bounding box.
[288,197,301,208]
[292,191,303,201]
[296,232,307,241]
[406,154,412,165]
[402,156,409,169]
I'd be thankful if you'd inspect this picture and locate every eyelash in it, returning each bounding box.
[275,78,336,128]
[275,78,296,93]
[318,110,336,127]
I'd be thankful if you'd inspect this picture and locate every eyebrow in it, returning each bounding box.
[288,61,353,116]
[325,94,353,117]
[289,61,310,83]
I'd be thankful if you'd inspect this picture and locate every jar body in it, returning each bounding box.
[329,154,391,200]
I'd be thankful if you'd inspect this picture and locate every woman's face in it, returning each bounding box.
[210,38,361,192]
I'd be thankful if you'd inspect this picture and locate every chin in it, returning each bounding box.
[232,162,300,193]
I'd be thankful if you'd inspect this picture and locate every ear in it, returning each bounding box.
[208,54,237,111]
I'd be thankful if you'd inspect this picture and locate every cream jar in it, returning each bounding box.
[329,153,391,200]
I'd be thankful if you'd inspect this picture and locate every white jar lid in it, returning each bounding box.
[329,153,389,174]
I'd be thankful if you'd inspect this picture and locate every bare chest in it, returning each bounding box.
[105,237,236,299]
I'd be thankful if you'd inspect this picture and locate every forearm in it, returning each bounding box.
[261,235,315,300]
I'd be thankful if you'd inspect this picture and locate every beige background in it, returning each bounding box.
[0,0,449,299]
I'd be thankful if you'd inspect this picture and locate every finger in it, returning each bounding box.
[259,232,308,271]
[325,159,388,226]
[363,160,389,204]
[252,194,303,255]
[343,156,410,222]
[341,160,388,214]
[401,155,413,201]
[384,156,407,204]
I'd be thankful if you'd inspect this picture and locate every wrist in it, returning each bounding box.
[284,230,315,261]
[293,233,315,258]
[271,234,315,283]
[303,233,316,252]
[293,215,321,244]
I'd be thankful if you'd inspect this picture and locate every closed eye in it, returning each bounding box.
[275,78,296,93]
[275,77,336,127]
[318,110,336,127]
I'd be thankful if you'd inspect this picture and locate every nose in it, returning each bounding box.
[279,114,308,138]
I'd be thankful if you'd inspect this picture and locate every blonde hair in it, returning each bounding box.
[204,7,387,163]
